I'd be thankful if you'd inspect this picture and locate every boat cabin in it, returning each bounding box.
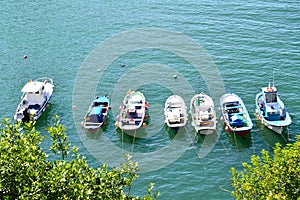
[262,86,282,121]
[263,86,278,103]
[21,80,48,107]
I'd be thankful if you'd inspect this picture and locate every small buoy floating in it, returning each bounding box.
[23,55,28,59]
[173,74,177,79]
[72,105,76,110]
[142,123,147,128]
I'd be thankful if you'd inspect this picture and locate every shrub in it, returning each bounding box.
[0,116,159,199]
[231,136,300,199]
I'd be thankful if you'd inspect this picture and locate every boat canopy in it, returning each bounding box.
[225,105,242,109]
[90,107,103,115]
[128,93,144,101]
[94,96,109,103]
[21,81,44,93]
[93,96,109,106]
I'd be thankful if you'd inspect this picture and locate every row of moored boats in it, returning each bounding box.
[14,77,292,136]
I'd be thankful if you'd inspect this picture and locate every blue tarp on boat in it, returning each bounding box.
[89,107,103,123]
[93,96,109,107]
[94,96,109,103]
[90,107,103,115]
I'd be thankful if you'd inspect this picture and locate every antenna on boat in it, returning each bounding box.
[272,68,275,87]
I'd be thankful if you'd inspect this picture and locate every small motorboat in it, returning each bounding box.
[14,77,54,122]
[164,95,188,128]
[190,93,216,133]
[116,90,148,131]
[82,96,110,130]
[255,83,292,134]
[220,93,253,136]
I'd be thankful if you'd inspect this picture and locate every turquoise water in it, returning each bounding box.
[1,1,299,199]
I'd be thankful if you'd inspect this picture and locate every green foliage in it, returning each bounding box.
[0,117,159,200]
[231,136,300,200]
[47,115,70,160]
[0,118,48,199]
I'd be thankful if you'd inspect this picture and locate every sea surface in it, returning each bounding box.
[1,1,299,199]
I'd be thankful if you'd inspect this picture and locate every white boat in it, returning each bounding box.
[14,77,54,122]
[82,96,110,131]
[255,83,292,134]
[190,93,216,133]
[164,95,188,128]
[220,93,253,137]
[116,90,148,131]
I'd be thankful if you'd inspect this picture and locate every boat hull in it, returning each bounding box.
[164,95,187,128]
[220,93,253,136]
[82,96,110,131]
[255,113,287,134]
[223,123,251,137]
[255,92,291,134]
[83,118,106,131]
[190,93,216,134]
[14,77,54,122]
[116,90,148,131]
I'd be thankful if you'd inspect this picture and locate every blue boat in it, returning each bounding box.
[220,93,253,136]
[255,84,291,134]
[82,96,110,130]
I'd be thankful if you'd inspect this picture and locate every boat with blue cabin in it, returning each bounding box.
[14,77,54,122]
[255,83,291,134]
[116,90,148,131]
[220,93,253,136]
[82,95,110,130]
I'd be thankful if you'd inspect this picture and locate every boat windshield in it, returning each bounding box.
[265,93,277,103]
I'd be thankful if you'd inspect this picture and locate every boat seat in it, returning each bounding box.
[200,111,209,121]
[136,109,144,118]
[28,104,41,110]
[129,120,135,125]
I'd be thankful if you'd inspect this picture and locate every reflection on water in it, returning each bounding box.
[224,131,253,150]
[83,125,106,140]
[191,131,220,159]
[255,120,290,147]
[164,124,180,140]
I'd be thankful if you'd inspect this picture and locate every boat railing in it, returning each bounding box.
[35,77,54,85]
[20,92,26,100]
[85,122,102,125]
